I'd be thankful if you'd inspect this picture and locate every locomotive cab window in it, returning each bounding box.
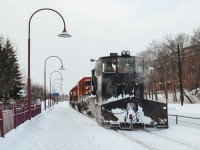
[102,58,116,73]
[85,81,91,86]
[118,58,134,73]
[85,81,91,90]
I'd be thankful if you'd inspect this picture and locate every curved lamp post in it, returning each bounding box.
[28,8,71,120]
[50,71,63,107]
[44,56,65,110]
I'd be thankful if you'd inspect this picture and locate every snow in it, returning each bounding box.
[111,108,128,122]
[111,106,152,124]
[107,94,132,103]
[156,89,200,104]
[0,101,200,150]
[168,103,200,118]
[136,106,152,124]
[117,126,200,150]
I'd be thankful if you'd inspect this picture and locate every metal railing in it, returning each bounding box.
[168,114,200,127]
[0,104,41,137]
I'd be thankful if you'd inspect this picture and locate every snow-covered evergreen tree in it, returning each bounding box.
[0,37,24,103]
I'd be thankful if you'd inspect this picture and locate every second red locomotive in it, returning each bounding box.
[69,77,91,112]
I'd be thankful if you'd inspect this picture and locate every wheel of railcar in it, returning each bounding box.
[75,104,78,111]
[86,111,92,116]
[78,103,82,112]
[72,103,75,109]
[124,116,127,122]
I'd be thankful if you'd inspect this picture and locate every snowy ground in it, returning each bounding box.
[0,101,200,150]
[168,103,200,117]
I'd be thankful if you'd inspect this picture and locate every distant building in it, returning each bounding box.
[151,45,200,91]
[182,45,200,89]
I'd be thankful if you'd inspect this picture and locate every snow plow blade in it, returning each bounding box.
[101,97,168,129]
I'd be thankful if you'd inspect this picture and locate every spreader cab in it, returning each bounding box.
[91,51,168,129]
[92,51,144,104]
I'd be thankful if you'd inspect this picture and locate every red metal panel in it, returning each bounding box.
[3,110,14,135]
[0,109,3,137]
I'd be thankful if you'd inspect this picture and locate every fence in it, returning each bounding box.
[0,104,41,137]
[168,114,200,128]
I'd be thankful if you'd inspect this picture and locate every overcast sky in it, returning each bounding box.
[1,0,200,95]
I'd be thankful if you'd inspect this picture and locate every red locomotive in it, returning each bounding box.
[69,77,91,111]
[69,85,78,108]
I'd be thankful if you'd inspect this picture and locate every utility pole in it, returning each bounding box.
[177,45,184,106]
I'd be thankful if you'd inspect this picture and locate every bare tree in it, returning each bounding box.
[31,83,44,104]
[139,28,199,103]
[175,33,191,47]
[190,26,200,45]
[162,34,180,102]
[139,40,161,101]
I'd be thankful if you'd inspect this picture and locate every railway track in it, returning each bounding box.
[69,106,199,150]
[114,129,157,150]
[143,129,199,150]
[114,128,199,150]
[70,106,199,150]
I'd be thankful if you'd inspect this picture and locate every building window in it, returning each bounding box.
[190,72,195,79]
[159,83,164,91]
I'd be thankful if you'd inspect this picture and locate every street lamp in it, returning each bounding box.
[44,56,65,110]
[90,59,97,62]
[50,71,63,107]
[28,8,71,120]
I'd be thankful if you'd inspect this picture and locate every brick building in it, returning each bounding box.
[182,45,200,89]
[151,45,200,91]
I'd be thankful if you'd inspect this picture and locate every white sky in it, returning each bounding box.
[1,0,200,95]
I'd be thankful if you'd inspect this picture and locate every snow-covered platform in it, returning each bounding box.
[0,101,199,150]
